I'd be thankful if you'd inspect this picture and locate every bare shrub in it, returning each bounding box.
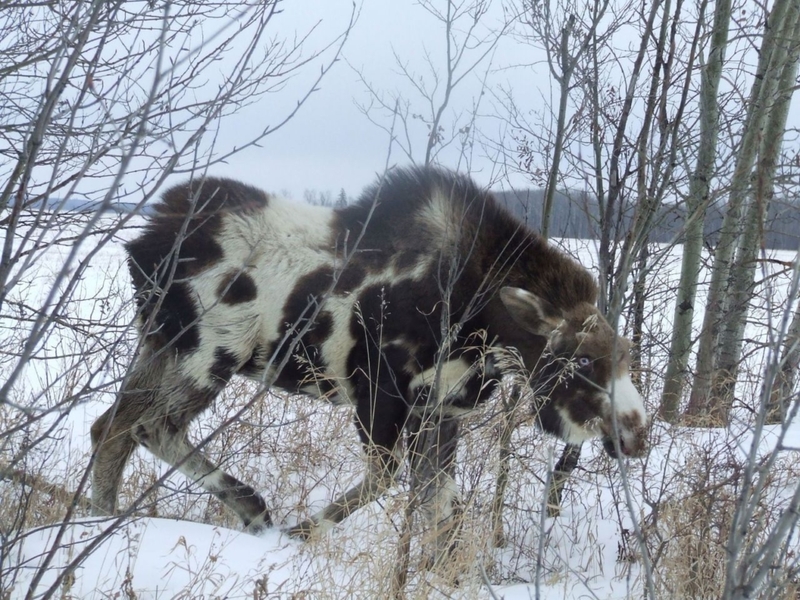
[643,427,800,599]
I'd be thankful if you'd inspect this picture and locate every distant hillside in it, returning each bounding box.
[11,196,156,216]
[13,190,799,250]
[495,188,800,250]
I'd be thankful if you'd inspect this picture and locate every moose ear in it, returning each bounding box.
[499,287,562,337]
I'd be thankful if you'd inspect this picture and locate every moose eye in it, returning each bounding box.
[577,356,592,369]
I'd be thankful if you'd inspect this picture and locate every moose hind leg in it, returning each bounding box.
[90,406,138,516]
[90,355,165,516]
[286,443,403,540]
[133,382,272,533]
[407,414,463,569]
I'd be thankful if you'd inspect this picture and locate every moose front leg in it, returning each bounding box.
[546,442,582,517]
[286,385,407,540]
[286,444,402,540]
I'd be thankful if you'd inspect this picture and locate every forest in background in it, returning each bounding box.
[26,186,800,249]
[496,188,800,249]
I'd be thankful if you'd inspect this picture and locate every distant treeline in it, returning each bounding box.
[20,189,799,250]
[12,195,155,216]
[495,188,800,250]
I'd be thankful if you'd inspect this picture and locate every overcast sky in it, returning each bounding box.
[201,1,544,200]
[140,0,797,205]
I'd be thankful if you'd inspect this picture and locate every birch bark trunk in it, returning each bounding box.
[709,9,800,422]
[659,0,731,422]
[686,0,800,421]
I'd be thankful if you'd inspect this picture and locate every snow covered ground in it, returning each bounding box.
[2,215,798,599]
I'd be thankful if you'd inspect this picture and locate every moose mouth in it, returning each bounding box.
[602,435,635,458]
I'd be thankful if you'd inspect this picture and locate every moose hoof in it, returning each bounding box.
[418,553,462,586]
[243,513,272,536]
[285,516,336,541]
[285,519,316,541]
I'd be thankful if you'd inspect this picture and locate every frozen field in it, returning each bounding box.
[2,214,798,599]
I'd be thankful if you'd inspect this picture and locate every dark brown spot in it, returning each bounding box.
[619,412,645,432]
[335,264,366,292]
[282,267,335,322]
[126,210,224,285]
[211,347,239,383]
[135,280,200,353]
[307,311,333,348]
[563,389,602,427]
[239,344,268,378]
[217,270,257,305]
[273,310,333,392]
[270,267,337,393]
[157,177,269,216]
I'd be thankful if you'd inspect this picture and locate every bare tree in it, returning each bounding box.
[720,255,800,597]
[503,0,706,534]
[687,0,800,423]
[660,0,733,422]
[493,0,627,531]
[351,0,511,169]
[767,288,800,422]
[520,0,611,239]
[480,0,800,592]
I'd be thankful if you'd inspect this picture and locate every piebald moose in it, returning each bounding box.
[91,166,647,558]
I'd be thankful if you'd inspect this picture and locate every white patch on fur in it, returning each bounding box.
[555,375,646,445]
[177,197,336,389]
[194,467,225,491]
[512,287,530,300]
[557,410,603,444]
[418,188,466,253]
[421,473,460,528]
[409,358,473,407]
[608,375,646,423]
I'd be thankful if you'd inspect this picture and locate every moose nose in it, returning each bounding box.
[602,428,647,458]
[621,427,648,457]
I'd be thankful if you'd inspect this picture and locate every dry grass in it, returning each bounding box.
[4,365,800,598]
[641,426,800,600]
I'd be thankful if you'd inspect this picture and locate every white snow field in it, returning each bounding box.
[2,214,798,599]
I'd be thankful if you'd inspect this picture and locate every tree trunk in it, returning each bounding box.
[597,0,666,314]
[541,15,575,240]
[767,290,800,423]
[686,0,800,421]
[630,242,649,386]
[660,0,731,422]
[709,8,800,422]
